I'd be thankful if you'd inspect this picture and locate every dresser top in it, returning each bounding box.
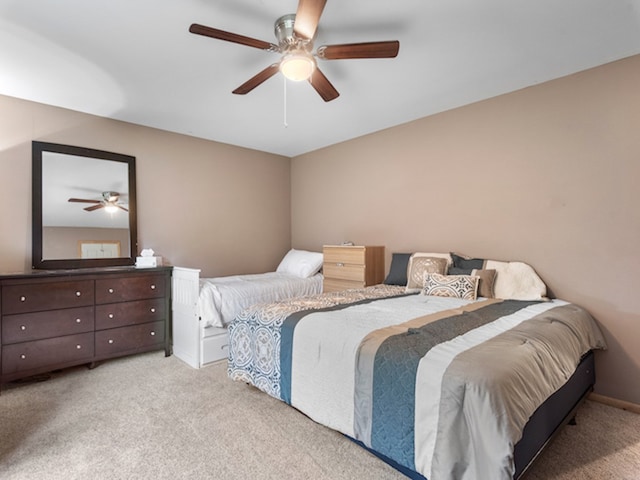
[323,245,384,248]
[0,265,172,281]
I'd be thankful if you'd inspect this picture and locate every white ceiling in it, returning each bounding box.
[1,0,639,157]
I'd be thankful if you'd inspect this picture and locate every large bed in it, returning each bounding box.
[227,252,607,480]
[172,249,324,368]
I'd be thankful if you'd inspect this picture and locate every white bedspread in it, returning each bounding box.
[198,272,323,327]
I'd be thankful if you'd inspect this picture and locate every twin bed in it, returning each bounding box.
[172,249,324,368]
[173,250,606,480]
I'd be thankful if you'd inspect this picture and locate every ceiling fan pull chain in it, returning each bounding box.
[283,77,288,128]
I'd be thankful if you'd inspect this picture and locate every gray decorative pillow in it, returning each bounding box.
[451,252,486,270]
[406,256,449,292]
[384,253,413,286]
[471,269,496,298]
[422,273,479,300]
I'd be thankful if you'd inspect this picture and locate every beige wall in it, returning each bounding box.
[43,227,129,259]
[0,95,291,277]
[291,55,640,405]
[1,56,638,404]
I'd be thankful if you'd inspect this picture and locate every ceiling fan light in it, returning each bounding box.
[280,52,315,81]
[104,204,119,213]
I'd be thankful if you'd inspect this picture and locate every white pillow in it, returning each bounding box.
[485,260,547,300]
[276,249,324,278]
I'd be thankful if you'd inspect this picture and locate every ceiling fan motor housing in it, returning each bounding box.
[103,191,120,202]
[274,14,298,47]
[275,13,314,53]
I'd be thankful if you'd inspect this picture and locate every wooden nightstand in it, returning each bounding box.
[322,245,385,293]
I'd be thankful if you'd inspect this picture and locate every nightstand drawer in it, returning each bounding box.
[323,247,366,265]
[323,263,365,282]
[323,278,365,293]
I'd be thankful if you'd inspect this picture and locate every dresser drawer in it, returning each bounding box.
[2,307,94,344]
[323,247,366,265]
[2,333,94,375]
[1,280,94,315]
[95,298,165,330]
[95,321,165,357]
[95,274,165,304]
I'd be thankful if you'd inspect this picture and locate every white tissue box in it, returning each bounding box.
[136,256,163,268]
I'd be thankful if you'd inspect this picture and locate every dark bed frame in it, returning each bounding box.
[349,350,595,480]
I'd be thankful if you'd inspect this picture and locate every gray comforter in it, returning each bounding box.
[228,287,606,479]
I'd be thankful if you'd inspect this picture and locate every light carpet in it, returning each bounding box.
[1,352,638,479]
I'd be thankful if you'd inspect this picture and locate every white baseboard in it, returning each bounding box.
[589,393,640,414]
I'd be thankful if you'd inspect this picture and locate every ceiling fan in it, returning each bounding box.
[189,0,399,102]
[68,191,128,213]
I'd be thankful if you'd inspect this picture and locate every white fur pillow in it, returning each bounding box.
[485,260,547,300]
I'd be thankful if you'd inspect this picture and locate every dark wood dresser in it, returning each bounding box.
[0,266,172,390]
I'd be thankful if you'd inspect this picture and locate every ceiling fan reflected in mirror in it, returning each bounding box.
[68,191,128,213]
[189,0,399,102]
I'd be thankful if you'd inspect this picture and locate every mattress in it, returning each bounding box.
[198,271,323,327]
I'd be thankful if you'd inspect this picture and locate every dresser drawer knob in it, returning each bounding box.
[76,291,81,297]
[150,331,155,336]
[108,339,114,344]
[76,318,82,323]
[20,354,26,359]
[20,296,26,302]
[108,313,114,319]
[151,284,156,290]
[336,262,344,267]
[108,288,114,294]
[76,345,82,349]
[150,307,156,313]
[20,325,27,331]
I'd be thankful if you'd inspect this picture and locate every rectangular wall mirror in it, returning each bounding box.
[32,141,137,269]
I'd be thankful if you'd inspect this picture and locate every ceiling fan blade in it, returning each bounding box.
[189,23,278,51]
[233,64,280,95]
[117,205,129,212]
[84,204,104,212]
[68,198,101,204]
[294,0,327,40]
[308,67,339,102]
[317,41,400,59]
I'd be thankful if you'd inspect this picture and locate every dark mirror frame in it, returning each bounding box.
[32,141,138,269]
